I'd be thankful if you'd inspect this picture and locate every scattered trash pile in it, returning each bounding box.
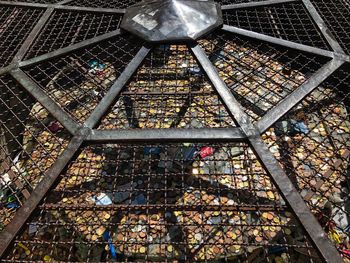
[1,43,349,262]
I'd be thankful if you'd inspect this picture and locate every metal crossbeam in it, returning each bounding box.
[88,128,246,142]
[19,29,121,68]
[221,0,298,10]
[221,25,349,61]
[190,43,343,263]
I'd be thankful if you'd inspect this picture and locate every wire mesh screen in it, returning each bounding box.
[98,45,236,130]
[0,6,44,68]
[24,10,123,59]
[3,143,318,262]
[23,35,143,123]
[263,64,350,259]
[199,32,329,121]
[222,2,330,50]
[0,75,70,233]
[0,0,349,262]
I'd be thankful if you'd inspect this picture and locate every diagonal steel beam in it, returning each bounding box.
[0,1,125,14]
[0,1,48,8]
[19,29,121,68]
[257,58,344,133]
[84,45,151,129]
[0,130,87,258]
[55,5,125,14]
[0,64,16,77]
[301,0,344,54]
[190,43,343,263]
[12,8,54,63]
[10,69,80,135]
[221,0,297,10]
[221,25,350,62]
[88,128,246,142]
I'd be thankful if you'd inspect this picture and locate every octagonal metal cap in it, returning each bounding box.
[121,0,223,43]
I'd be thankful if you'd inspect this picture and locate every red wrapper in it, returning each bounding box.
[200,146,215,158]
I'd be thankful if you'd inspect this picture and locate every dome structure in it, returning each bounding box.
[0,0,349,262]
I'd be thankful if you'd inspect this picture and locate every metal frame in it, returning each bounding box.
[0,0,349,261]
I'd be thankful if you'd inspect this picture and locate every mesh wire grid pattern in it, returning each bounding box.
[65,0,142,9]
[310,0,350,55]
[98,45,236,130]
[222,2,330,50]
[3,143,317,262]
[24,10,123,59]
[23,35,143,123]
[0,0,349,262]
[199,32,329,122]
[0,6,44,68]
[263,64,350,259]
[0,75,70,233]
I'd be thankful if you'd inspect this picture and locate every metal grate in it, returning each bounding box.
[98,45,236,130]
[24,10,123,59]
[310,0,350,55]
[0,0,349,262]
[65,0,141,9]
[23,35,143,123]
[222,2,330,50]
[0,75,70,232]
[263,64,350,258]
[0,6,44,68]
[199,32,329,121]
[4,143,317,262]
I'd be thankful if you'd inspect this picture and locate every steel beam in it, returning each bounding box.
[10,69,80,135]
[221,0,297,10]
[0,1,125,14]
[0,1,47,8]
[40,203,287,212]
[221,25,350,62]
[55,5,125,14]
[84,45,151,128]
[0,132,87,258]
[0,65,16,76]
[12,8,54,63]
[19,29,121,68]
[257,59,344,133]
[190,43,343,263]
[87,128,246,142]
[301,0,344,54]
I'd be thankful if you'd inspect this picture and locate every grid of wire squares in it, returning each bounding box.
[0,0,349,262]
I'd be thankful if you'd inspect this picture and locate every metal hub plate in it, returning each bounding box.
[121,0,223,42]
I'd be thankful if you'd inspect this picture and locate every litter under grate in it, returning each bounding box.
[0,74,71,233]
[4,143,318,262]
[0,0,349,262]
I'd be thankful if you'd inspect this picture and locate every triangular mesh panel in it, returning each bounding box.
[23,35,143,123]
[98,45,236,130]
